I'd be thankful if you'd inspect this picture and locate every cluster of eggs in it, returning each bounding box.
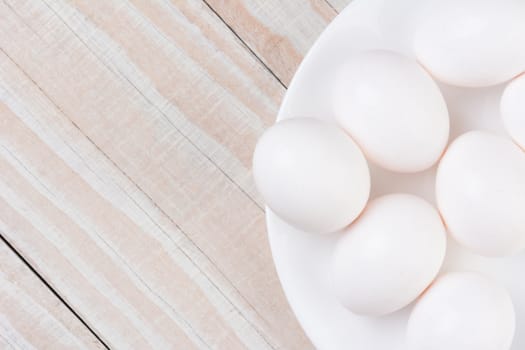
[253,0,525,349]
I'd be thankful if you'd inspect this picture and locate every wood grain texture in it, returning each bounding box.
[0,241,104,349]
[0,0,333,348]
[204,0,338,84]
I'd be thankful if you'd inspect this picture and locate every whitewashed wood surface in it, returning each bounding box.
[0,0,351,348]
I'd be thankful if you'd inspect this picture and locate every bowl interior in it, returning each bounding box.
[268,0,525,348]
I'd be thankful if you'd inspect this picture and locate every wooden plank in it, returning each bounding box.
[0,0,312,349]
[0,106,206,349]
[0,240,105,349]
[327,0,352,13]
[204,0,338,84]
[51,0,284,208]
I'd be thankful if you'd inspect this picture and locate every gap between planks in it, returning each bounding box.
[0,233,111,349]
[0,233,109,349]
[200,0,288,89]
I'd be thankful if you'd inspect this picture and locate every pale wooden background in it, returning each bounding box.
[0,0,351,349]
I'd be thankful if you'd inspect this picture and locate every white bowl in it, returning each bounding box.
[266,0,525,348]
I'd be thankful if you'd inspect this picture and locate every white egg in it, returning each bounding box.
[501,74,525,150]
[414,0,525,87]
[331,194,446,316]
[333,50,449,173]
[436,131,525,256]
[253,118,370,233]
[407,272,516,350]
[436,131,525,257]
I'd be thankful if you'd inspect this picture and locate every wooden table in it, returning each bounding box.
[0,1,350,348]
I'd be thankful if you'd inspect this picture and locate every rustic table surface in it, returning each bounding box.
[0,0,351,349]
